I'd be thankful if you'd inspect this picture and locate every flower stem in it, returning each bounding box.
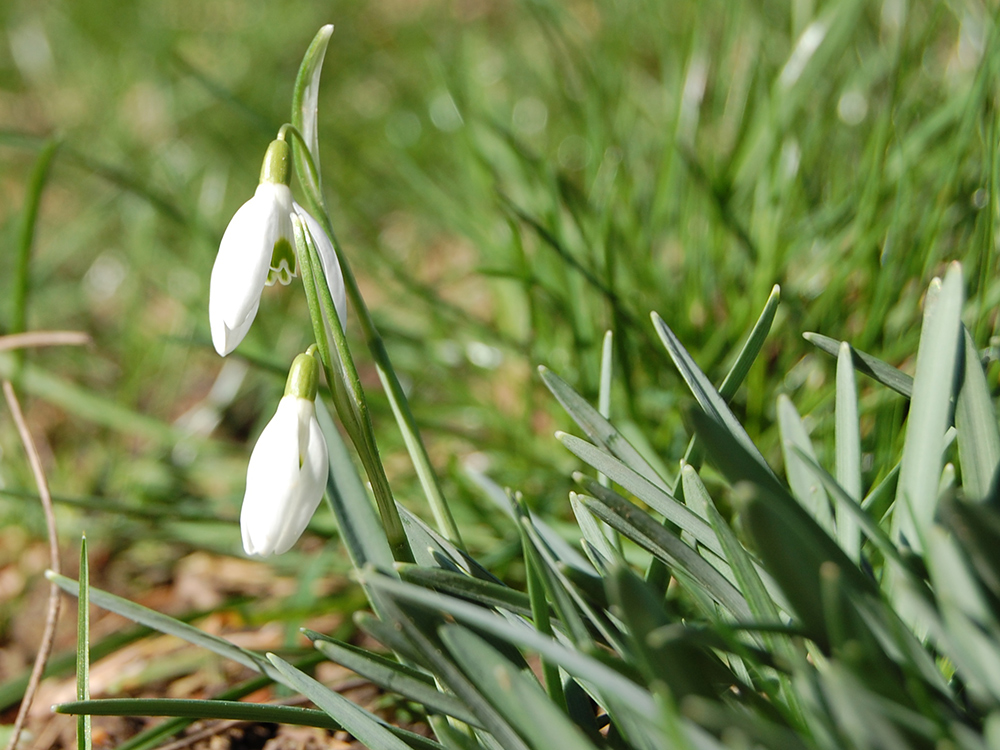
[294,218,413,564]
[293,182,463,547]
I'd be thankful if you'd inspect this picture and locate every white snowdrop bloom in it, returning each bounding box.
[240,351,329,556]
[209,138,346,355]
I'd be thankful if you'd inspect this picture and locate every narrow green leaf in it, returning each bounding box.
[689,409,877,647]
[47,572,275,678]
[680,466,785,630]
[291,25,333,190]
[835,343,863,562]
[777,395,834,534]
[359,571,659,719]
[790,447,907,570]
[397,506,492,581]
[316,401,396,575]
[576,487,751,620]
[439,625,599,750]
[267,654,438,750]
[76,535,91,750]
[651,313,777,481]
[305,630,482,728]
[540,366,669,489]
[372,594,533,750]
[395,565,531,618]
[718,284,781,400]
[56,698,342,730]
[803,332,913,398]
[11,138,59,350]
[893,264,964,552]
[955,327,1000,503]
[560,435,723,558]
[570,492,617,569]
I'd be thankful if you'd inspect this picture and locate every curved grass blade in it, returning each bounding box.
[305,630,482,727]
[439,625,599,750]
[777,395,834,534]
[291,25,333,194]
[373,594,533,750]
[718,284,781,400]
[575,485,751,620]
[651,313,776,481]
[316,401,396,575]
[560,434,723,557]
[803,332,913,398]
[47,572,274,677]
[955,327,1000,503]
[267,654,442,750]
[540,366,668,489]
[56,698,342,731]
[360,570,658,718]
[395,565,531,617]
[893,264,964,552]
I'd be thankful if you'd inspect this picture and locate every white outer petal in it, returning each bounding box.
[240,396,329,556]
[209,183,294,355]
[293,204,347,326]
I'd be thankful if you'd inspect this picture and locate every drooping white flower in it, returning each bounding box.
[241,351,329,556]
[209,139,347,356]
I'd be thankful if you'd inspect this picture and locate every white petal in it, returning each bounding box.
[209,183,294,355]
[240,396,328,556]
[293,204,347,326]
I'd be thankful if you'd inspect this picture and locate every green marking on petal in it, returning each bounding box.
[267,237,297,286]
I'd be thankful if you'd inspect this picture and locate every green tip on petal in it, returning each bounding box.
[284,351,320,401]
[260,139,292,186]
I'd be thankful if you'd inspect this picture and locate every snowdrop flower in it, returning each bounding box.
[241,349,329,556]
[209,138,347,356]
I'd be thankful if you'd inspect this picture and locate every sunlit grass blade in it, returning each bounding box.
[11,138,59,366]
[777,395,834,534]
[718,284,781,400]
[892,264,964,552]
[790,447,907,570]
[76,534,91,750]
[56,698,342,731]
[955,328,1000,503]
[651,313,776,481]
[570,492,617,569]
[803,332,913,398]
[305,629,483,727]
[291,24,333,192]
[540,366,669,489]
[395,565,532,617]
[47,572,275,677]
[575,486,751,621]
[315,401,396,575]
[372,593,534,750]
[835,343,862,562]
[267,654,443,750]
[560,435,722,557]
[439,625,599,750]
[360,570,658,718]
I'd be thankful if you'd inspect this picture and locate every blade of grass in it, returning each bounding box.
[955,327,1000,503]
[835,343,863,562]
[267,654,443,750]
[893,264,964,552]
[76,535,91,750]
[304,629,483,727]
[803,332,913,398]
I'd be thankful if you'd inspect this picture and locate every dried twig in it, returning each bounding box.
[3,380,62,750]
[0,330,91,352]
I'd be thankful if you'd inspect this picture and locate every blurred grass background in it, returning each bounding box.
[0,0,996,630]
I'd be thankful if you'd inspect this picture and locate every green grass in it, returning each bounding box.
[2,2,1000,745]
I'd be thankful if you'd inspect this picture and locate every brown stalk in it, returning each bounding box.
[3,380,62,750]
